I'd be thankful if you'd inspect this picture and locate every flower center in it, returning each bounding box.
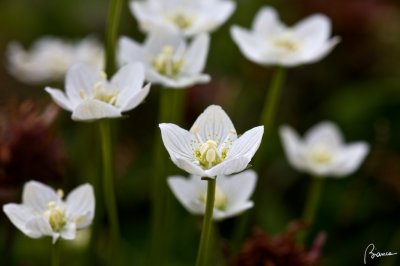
[272,32,299,53]
[166,11,194,29]
[151,46,184,78]
[44,200,66,232]
[200,185,228,211]
[79,73,119,106]
[310,145,333,165]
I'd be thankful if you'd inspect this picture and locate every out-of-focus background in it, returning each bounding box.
[1,0,400,265]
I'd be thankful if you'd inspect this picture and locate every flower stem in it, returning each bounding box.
[105,0,123,76]
[51,241,60,266]
[99,120,120,257]
[298,177,324,243]
[195,178,216,266]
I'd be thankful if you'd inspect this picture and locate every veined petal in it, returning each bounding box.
[45,87,74,111]
[117,37,146,66]
[3,204,37,237]
[279,125,307,171]
[293,14,332,43]
[25,216,54,239]
[66,184,95,229]
[227,126,264,160]
[71,99,122,121]
[65,63,103,104]
[206,157,250,177]
[252,6,284,35]
[305,121,343,148]
[331,142,369,177]
[121,83,151,111]
[159,123,196,161]
[174,157,206,176]
[230,26,266,65]
[22,181,58,212]
[190,105,236,145]
[183,34,210,75]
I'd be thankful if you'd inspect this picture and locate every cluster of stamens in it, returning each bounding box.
[79,73,119,106]
[43,190,67,232]
[166,10,194,29]
[309,144,333,165]
[152,46,184,78]
[272,32,299,53]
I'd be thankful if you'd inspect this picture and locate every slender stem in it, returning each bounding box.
[51,241,60,266]
[196,178,216,266]
[99,120,120,255]
[298,177,324,243]
[105,0,123,76]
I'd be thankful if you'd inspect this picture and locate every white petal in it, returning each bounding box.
[293,14,332,43]
[183,34,210,75]
[144,28,182,55]
[227,126,264,161]
[71,99,122,121]
[305,121,343,148]
[25,216,54,239]
[66,184,95,229]
[121,83,151,111]
[45,87,74,111]
[331,142,369,177]
[3,204,38,237]
[117,37,146,66]
[167,175,205,215]
[193,1,236,34]
[60,222,77,241]
[174,157,206,176]
[218,170,257,209]
[159,123,196,161]
[22,181,58,212]
[206,157,250,177]
[216,201,254,220]
[190,105,236,145]
[279,125,307,171]
[300,37,340,64]
[230,26,266,65]
[252,6,285,35]
[65,63,103,104]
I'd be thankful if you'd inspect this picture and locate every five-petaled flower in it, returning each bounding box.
[45,62,150,121]
[130,0,236,37]
[280,121,369,177]
[230,6,340,67]
[168,170,257,220]
[159,105,264,178]
[3,181,95,243]
[118,29,210,89]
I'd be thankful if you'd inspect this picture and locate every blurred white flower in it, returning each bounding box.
[168,170,257,220]
[280,121,369,177]
[45,62,151,121]
[3,181,95,244]
[230,6,340,67]
[130,0,235,37]
[6,36,104,84]
[159,105,264,177]
[118,29,210,89]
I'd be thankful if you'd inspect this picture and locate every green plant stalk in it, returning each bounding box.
[51,241,60,266]
[105,0,123,77]
[99,120,120,256]
[195,178,216,266]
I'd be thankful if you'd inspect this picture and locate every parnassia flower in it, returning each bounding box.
[159,105,264,177]
[130,0,236,37]
[280,121,369,177]
[230,6,340,67]
[7,36,104,84]
[3,181,95,243]
[118,29,210,88]
[45,62,150,121]
[168,170,257,220]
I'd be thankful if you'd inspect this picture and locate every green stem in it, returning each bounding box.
[99,120,120,256]
[51,241,60,266]
[298,177,324,243]
[195,178,216,266]
[105,0,123,76]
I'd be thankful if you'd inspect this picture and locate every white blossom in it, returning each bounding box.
[168,170,257,220]
[118,29,210,89]
[45,62,150,121]
[3,181,95,243]
[231,6,340,67]
[6,36,104,84]
[280,121,369,177]
[130,0,236,37]
[159,105,264,177]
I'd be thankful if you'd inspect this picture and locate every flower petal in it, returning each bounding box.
[159,123,196,161]
[25,216,54,239]
[293,14,332,44]
[190,105,236,145]
[252,6,284,35]
[3,204,38,238]
[304,121,343,148]
[66,183,95,229]
[117,36,146,66]
[227,126,264,161]
[331,142,369,177]
[183,34,210,75]
[121,83,151,111]
[206,157,250,177]
[22,181,58,212]
[216,201,254,220]
[60,222,77,241]
[279,125,307,171]
[45,87,74,111]
[71,99,122,121]
[230,26,266,65]
[174,157,206,176]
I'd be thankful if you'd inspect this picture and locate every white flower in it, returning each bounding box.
[159,105,264,177]
[130,0,236,37]
[45,62,151,121]
[6,36,104,84]
[230,6,340,67]
[118,29,210,89]
[3,181,95,243]
[280,121,369,177]
[168,170,257,220]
